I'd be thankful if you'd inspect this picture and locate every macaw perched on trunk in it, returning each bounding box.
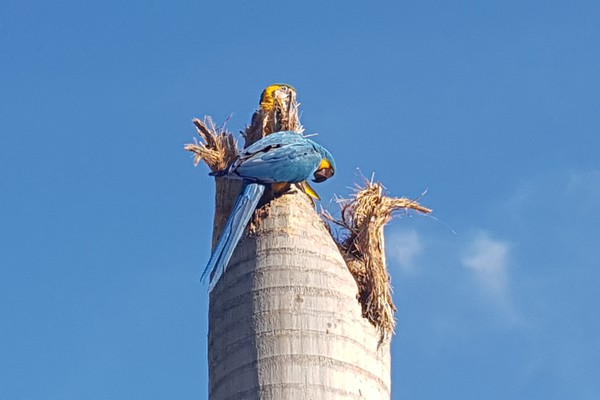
[203,130,336,292]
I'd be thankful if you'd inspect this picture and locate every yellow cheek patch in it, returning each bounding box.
[319,159,331,170]
[259,84,296,111]
[259,85,280,111]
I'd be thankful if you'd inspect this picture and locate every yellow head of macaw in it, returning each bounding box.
[259,83,296,111]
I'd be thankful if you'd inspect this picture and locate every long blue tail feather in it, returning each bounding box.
[202,183,265,292]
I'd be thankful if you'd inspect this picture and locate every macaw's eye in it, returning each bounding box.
[313,167,334,183]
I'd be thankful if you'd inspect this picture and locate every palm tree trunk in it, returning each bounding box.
[208,191,391,399]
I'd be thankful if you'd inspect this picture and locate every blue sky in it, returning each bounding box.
[1,1,599,398]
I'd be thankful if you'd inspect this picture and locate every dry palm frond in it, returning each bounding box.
[323,178,432,342]
[184,117,238,172]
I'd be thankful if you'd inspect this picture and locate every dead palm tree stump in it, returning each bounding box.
[207,192,391,399]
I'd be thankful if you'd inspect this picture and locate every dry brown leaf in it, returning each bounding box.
[324,178,432,342]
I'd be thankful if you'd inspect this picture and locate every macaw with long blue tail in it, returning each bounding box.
[203,130,336,292]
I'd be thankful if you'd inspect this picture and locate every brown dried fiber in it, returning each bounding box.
[324,179,432,341]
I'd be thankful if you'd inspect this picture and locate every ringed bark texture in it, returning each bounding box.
[208,192,391,400]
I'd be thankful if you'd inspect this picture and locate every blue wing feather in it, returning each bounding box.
[228,132,323,183]
[203,183,266,292]
[241,131,306,155]
[236,145,321,183]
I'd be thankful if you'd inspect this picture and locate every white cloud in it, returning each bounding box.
[502,168,600,259]
[564,169,600,211]
[461,232,517,324]
[387,230,423,273]
[462,232,510,299]
[506,169,600,216]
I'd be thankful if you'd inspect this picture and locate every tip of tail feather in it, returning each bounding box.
[202,182,267,293]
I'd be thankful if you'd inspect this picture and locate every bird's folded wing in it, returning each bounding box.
[204,183,266,292]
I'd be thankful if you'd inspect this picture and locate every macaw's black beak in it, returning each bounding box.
[312,167,335,183]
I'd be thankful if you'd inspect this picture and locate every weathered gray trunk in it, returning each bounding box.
[207,191,391,399]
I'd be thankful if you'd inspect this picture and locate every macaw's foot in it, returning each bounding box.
[271,182,294,197]
[270,182,317,206]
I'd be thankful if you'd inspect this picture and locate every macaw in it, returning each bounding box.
[259,83,296,111]
[202,130,336,292]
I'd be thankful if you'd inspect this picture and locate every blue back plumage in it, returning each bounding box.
[221,131,335,183]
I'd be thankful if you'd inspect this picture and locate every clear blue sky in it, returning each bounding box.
[1,1,599,399]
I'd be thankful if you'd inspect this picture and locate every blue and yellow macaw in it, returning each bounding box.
[259,83,296,111]
[203,130,336,292]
